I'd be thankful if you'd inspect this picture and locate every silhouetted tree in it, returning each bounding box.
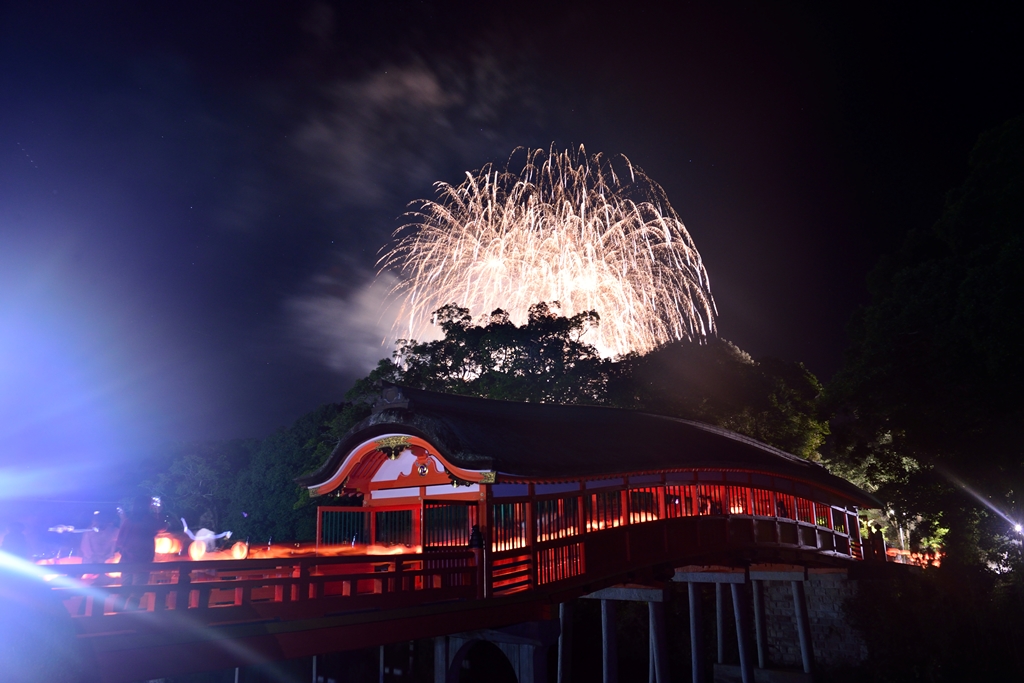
[347,302,607,405]
[348,302,829,459]
[828,115,1024,564]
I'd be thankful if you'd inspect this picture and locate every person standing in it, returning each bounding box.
[1,520,31,558]
[80,511,119,579]
[114,496,163,609]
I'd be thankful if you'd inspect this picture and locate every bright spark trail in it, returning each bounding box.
[380,146,718,357]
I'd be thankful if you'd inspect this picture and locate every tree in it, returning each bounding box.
[827,115,1024,563]
[144,439,252,532]
[347,302,607,405]
[226,402,370,543]
[609,340,829,459]
[348,302,829,459]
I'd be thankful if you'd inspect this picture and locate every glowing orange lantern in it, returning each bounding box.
[188,540,206,561]
[154,535,182,555]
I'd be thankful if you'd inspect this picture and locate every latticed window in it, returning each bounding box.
[629,488,660,523]
[585,490,623,531]
[795,497,815,524]
[375,510,413,546]
[664,485,696,517]
[774,493,796,519]
[831,508,847,534]
[816,504,832,529]
[535,497,580,542]
[423,502,476,548]
[726,486,750,515]
[695,485,725,515]
[321,509,370,546]
[492,502,528,551]
[751,488,774,516]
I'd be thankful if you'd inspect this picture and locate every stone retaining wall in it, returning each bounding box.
[762,571,867,668]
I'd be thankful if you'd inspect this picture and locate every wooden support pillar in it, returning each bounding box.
[648,600,669,683]
[434,636,448,683]
[791,580,814,675]
[648,638,655,683]
[688,582,706,683]
[311,654,318,683]
[730,583,754,683]
[558,602,573,683]
[379,645,385,683]
[601,599,618,683]
[715,582,725,664]
[752,579,767,669]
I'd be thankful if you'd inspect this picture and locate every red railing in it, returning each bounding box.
[46,550,477,623]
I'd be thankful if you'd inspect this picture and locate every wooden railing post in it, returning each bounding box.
[468,524,485,599]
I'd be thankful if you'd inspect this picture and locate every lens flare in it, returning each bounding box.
[380,146,717,357]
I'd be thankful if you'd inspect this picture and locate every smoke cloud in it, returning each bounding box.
[288,272,402,376]
[286,51,541,374]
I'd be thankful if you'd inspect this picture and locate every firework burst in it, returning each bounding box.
[379,146,717,356]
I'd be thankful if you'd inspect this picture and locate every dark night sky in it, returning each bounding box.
[2,2,1022,499]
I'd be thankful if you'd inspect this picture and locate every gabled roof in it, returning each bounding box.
[299,385,879,508]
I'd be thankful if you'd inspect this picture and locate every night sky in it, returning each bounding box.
[2,2,1022,500]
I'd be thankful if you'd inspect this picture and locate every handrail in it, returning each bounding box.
[46,549,478,620]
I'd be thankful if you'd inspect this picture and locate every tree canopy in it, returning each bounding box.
[348,301,829,459]
[348,302,606,405]
[827,115,1024,564]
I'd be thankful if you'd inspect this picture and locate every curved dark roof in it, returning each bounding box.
[300,385,879,508]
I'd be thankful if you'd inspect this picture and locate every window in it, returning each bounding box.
[320,509,370,546]
[536,497,580,542]
[492,502,528,551]
[424,502,477,548]
[726,486,750,515]
[665,485,695,518]
[831,508,847,534]
[795,498,814,524]
[375,510,413,546]
[629,488,660,523]
[751,488,774,517]
[773,493,795,519]
[585,490,624,530]
[695,485,725,516]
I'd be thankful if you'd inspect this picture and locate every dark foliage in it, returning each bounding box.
[347,303,607,405]
[143,402,370,544]
[823,116,1024,680]
[349,303,829,460]
[827,115,1024,562]
[847,563,1024,682]
[611,340,829,459]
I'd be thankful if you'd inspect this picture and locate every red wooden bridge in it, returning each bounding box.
[26,386,880,683]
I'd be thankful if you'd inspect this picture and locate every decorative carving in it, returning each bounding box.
[375,435,411,460]
[446,469,474,488]
[443,467,494,486]
[372,385,410,414]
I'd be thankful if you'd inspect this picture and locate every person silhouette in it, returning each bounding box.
[1,520,30,558]
[114,496,164,609]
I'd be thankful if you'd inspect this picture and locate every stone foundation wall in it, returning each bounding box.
[762,571,867,669]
